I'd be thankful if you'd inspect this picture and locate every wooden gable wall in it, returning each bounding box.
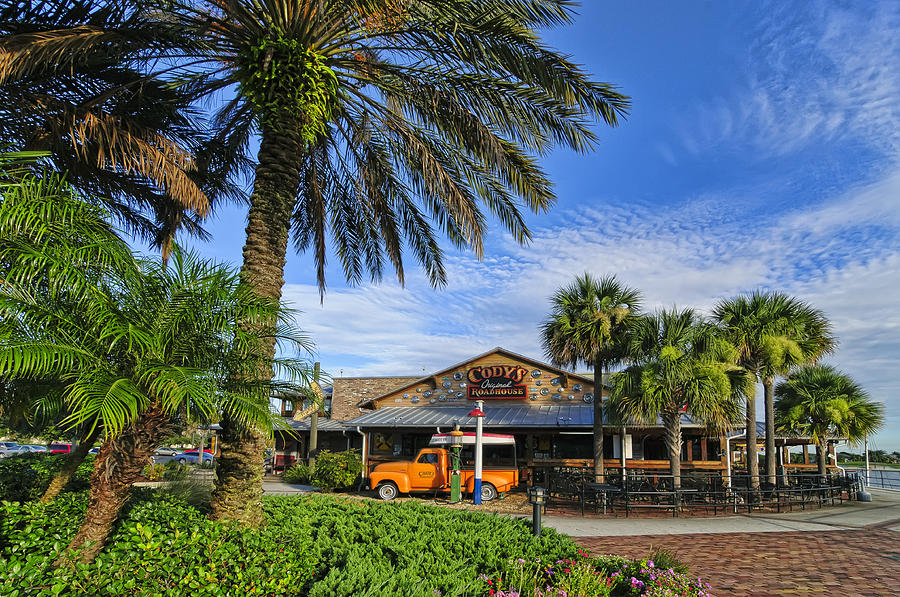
[371,350,596,409]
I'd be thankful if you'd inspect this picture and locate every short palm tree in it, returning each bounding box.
[8,0,631,522]
[608,309,749,488]
[541,273,642,482]
[0,175,313,563]
[775,365,884,480]
[713,291,835,486]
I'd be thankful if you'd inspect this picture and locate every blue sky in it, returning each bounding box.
[181,2,900,451]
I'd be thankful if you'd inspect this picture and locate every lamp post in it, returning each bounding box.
[468,401,486,505]
[449,425,464,503]
[528,486,546,537]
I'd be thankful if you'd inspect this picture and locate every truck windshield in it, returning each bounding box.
[417,453,439,464]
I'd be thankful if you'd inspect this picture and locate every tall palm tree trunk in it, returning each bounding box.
[663,411,682,489]
[763,376,776,485]
[592,359,605,483]
[745,388,759,488]
[40,425,102,503]
[211,119,305,525]
[57,406,171,566]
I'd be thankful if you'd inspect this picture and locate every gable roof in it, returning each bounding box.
[357,347,595,409]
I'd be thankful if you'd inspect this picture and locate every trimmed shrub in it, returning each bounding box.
[0,453,94,502]
[308,449,361,491]
[283,462,311,484]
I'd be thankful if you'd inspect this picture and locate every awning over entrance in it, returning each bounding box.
[345,405,595,428]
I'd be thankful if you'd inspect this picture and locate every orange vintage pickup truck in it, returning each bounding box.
[368,433,519,502]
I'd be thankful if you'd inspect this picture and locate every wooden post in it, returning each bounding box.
[802,445,809,465]
[700,439,708,461]
[686,440,694,462]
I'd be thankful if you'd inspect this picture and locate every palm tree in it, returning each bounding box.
[713,291,835,486]
[0,175,314,563]
[541,274,642,482]
[0,1,230,254]
[8,0,631,522]
[775,365,884,480]
[608,309,748,488]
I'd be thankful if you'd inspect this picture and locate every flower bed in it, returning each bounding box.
[483,551,712,596]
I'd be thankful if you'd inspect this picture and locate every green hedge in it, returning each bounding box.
[0,492,317,596]
[283,450,363,491]
[0,453,94,502]
[0,491,577,596]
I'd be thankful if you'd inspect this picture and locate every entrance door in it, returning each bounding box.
[410,451,444,490]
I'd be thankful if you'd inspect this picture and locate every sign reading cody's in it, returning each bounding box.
[466,365,528,399]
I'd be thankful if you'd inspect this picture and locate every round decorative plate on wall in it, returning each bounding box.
[453,372,463,380]
[583,393,594,403]
[540,388,550,396]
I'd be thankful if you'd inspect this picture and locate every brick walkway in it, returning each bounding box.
[578,522,900,596]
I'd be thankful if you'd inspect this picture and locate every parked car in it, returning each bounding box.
[88,447,100,455]
[0,445,29,458]
[22,445,47,452]
[151,447,180,464]
[49,443,72,454]
[0,441,20,451]
[174,449,215,464]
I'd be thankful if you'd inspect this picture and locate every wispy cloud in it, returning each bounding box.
[679,3,900,161]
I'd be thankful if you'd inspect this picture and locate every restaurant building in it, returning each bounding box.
[274,347,739,480]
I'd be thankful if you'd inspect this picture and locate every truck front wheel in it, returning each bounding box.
[377,481,399,501]
[480,482,498,502]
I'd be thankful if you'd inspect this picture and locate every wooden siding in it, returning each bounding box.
[371,349,596,409]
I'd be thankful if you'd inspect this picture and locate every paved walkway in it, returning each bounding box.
[561,490,900,596]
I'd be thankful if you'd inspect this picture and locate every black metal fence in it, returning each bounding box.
[535,467,862,517]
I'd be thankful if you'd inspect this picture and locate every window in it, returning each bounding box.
[417,452,439,464]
